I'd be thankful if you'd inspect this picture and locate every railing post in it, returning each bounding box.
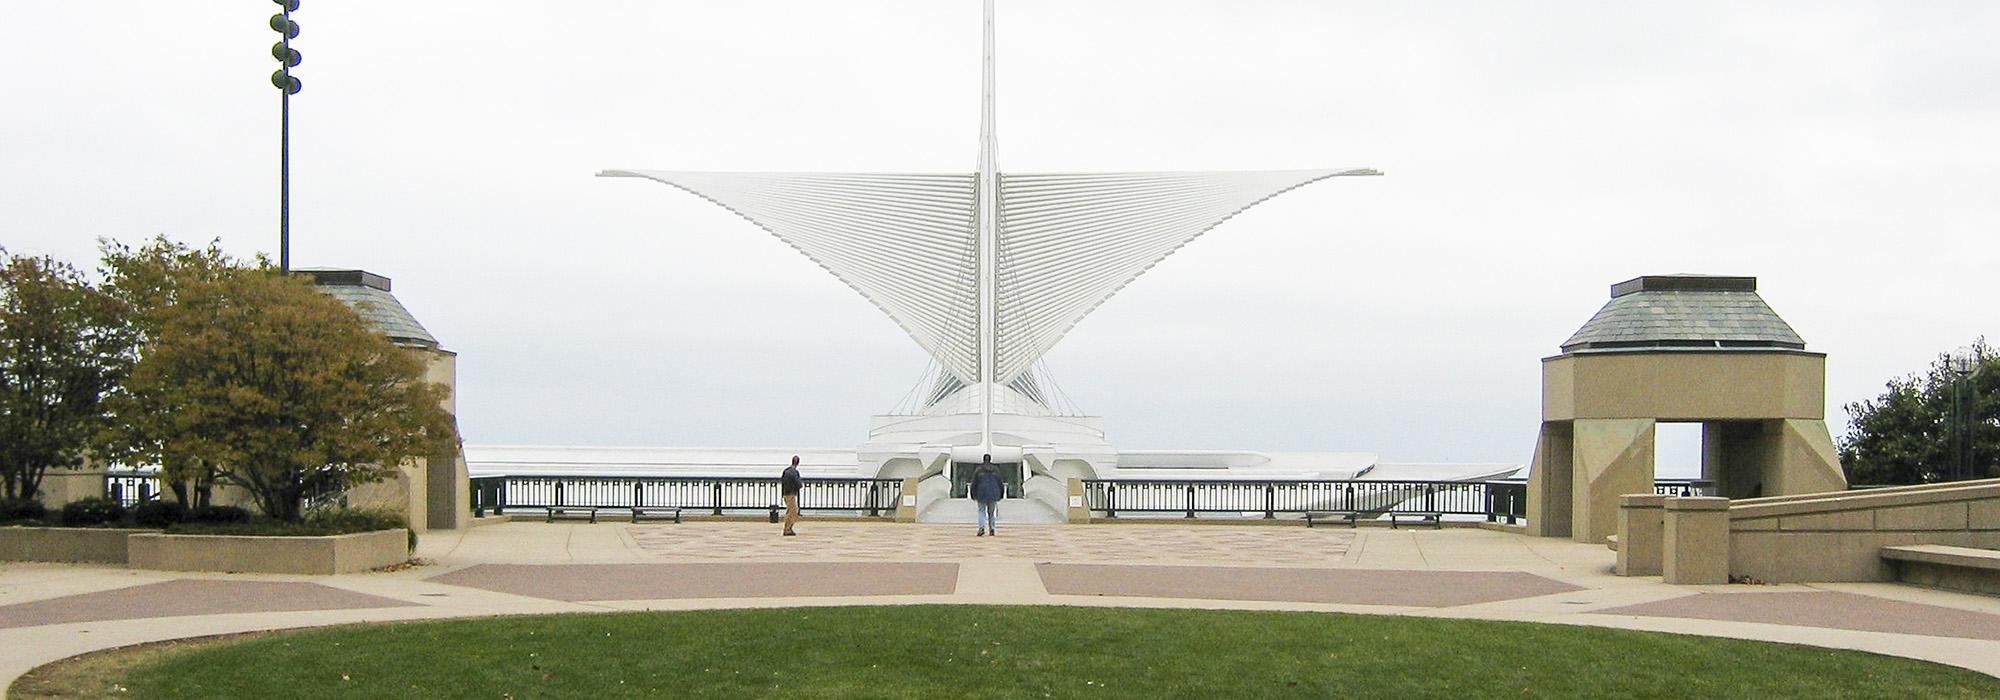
[634,481,644,508]
[1424,484,1435,513]
[1344,483,1354,512]
[1105,483,1117,519]
[109,481,124,506]
[1264,483,1275,519]
[712,481,724,516]
[867,481,881,517]
[1185,484,1196,519]
[496,479,508,516]
[554,481,564,507]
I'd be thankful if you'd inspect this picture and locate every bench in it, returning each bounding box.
[1388,512,1443,529]
[544,506,600,523]
[1880,544,2000,569]
[1881,545,2000,595]
[543,506,684,524]
[628,506,683,524]
[1305,511,1366,528]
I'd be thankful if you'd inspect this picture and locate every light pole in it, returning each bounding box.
[269,1,303,273]
[1948,352,1986,482]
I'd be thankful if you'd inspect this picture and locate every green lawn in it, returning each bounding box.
[70,606,2000,699]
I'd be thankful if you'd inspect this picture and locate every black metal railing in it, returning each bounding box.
[470,475,904,519]
[1082,479,1503,521]
[1081,478,1715,522]
[1652,479,1715,497]
[104,470,161,507]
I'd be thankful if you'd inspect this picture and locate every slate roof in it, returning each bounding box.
[1559,275,1804,354]
[297,268,440,350]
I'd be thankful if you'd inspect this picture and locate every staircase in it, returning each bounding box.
[918,497,1064,525]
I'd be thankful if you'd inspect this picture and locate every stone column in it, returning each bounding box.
[1570,418,1656,544]
[1615,494,1665,576]
[894,477,919,523]
[1663,496,1731,584]
[1066,479,1092,523]
[1526,424,1574,537]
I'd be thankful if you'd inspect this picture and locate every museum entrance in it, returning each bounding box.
[950,461,1023,499]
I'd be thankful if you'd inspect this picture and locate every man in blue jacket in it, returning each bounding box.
[780,455,802,536]
[971,454,1004,537]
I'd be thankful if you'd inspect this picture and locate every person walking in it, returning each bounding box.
[780,455,803,536]
[971,454,1004,537]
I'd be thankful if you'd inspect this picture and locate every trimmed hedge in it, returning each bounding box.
[131,500,190,527]
[165,507,408,538]
[186,505,251,525]
[59,497,126,527]
[0,498,48,524]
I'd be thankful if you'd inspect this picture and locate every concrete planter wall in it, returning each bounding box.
[1728,478,2000,583]
[0,527,152,564]
[126,529,409,575]
[1614,478,2000,585]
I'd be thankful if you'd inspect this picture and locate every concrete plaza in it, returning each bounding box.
[5,520,2000,692]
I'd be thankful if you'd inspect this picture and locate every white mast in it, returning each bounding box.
[975,0,998,458]
[602,0,1381,473]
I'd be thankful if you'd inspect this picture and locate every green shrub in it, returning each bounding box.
[164,508,410,538]
[185,505,250,524]
[131,500,189,527]
[305,507,406,532]
[59,497,126,527]
[0,498,48,524]
[166,521,331,536]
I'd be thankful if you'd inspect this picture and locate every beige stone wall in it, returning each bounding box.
[0,527,148,563]
[127,529,408,575]
[1727,478,2000,583]
[343,458,426,527]
[33,469,109,509]
[1543,351,1826,421]
[1529,350,1847,541]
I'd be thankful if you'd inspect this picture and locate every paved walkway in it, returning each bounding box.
[5,520,2000,694]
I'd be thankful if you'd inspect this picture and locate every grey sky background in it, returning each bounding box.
[3,1,1995,470]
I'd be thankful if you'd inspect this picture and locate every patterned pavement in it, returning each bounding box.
[0,579,411,630]
[430,562,958,601]
[7,521,2000,686]
[1596,590,2000,642]
[1038,563,1583,607]
[627,522,1354,565]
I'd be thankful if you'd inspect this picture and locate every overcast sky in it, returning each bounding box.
[3,1,1996,469]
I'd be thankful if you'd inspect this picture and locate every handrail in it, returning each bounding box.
[470,474,903,518]
[1079,478,1715,522]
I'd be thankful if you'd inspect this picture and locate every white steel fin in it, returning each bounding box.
[991,168,1380,384]
[599,170,982,383]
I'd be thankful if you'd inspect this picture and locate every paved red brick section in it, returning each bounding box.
[0,580,414,630]
[1037,564,1582,607]
[430,562,957,601]
[628,523,1352,564]
[1596,591,2000,641]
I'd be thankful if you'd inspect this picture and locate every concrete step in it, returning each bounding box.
[1882,544,2000,597]
[917,497,1064,525]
